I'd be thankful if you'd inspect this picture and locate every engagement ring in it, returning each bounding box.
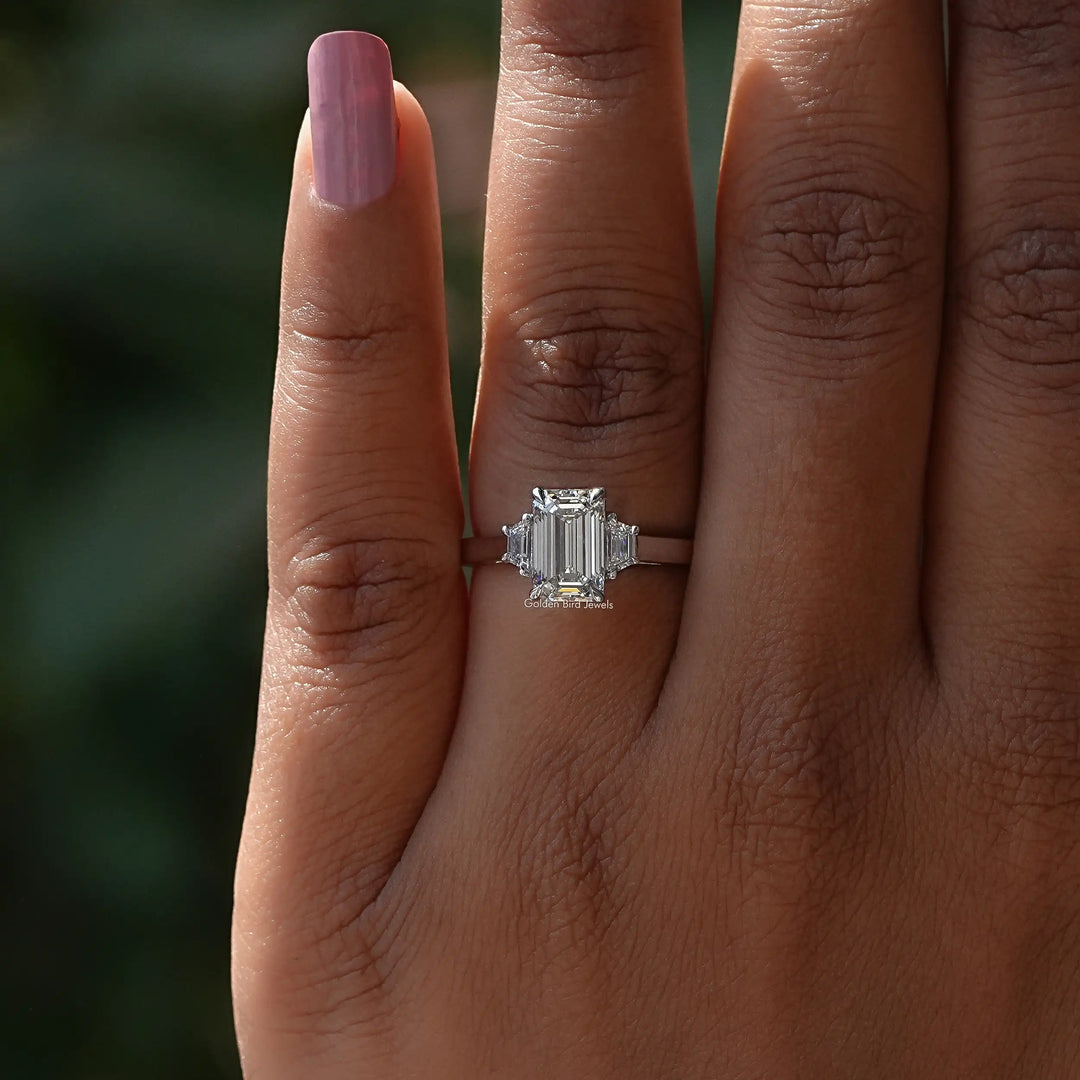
[461,488,693,607]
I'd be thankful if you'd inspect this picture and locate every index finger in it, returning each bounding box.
[234,35,466,1074]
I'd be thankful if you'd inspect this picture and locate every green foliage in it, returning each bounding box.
[0,1,736,1075]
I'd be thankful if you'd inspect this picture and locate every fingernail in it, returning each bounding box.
[307,31,397,209]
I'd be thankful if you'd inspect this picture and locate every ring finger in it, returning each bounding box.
[463,0,704,752]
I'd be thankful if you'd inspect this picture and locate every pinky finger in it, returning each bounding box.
[233,33,465,1072]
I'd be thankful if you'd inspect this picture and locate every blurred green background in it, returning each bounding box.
[0,1,737,1075]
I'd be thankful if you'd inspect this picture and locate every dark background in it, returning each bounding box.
[0,1,737,1075]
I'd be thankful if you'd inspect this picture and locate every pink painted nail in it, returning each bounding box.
[307,31,397,209]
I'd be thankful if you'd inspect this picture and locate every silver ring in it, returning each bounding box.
[461,487,693,608]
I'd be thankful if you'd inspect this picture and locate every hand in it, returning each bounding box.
[232,3,1080,1076]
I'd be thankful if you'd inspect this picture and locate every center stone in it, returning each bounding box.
[525,487,607,603]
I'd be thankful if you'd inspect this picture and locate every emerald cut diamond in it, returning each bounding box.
[500,487,639,605]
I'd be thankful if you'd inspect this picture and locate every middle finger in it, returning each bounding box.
[685,0,948,686]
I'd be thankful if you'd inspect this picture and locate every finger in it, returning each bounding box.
[234,35,465,1071]
[462,0,702,747]
[473,0,702,526]
[924,2,1080,686]
[684,0,947,678]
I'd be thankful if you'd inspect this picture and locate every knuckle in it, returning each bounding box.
[504,754,635,961]
[714,676,883,873]
[275,528,451,667]
[958,224,1080,396]
[736,176,935,369]
[505,11,658,100]
[494,294,699,450]
[280,295,419,382]
[957,1,1079,75]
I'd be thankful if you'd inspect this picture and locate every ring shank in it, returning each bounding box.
[460,535,692,567]
[636,535,693,565]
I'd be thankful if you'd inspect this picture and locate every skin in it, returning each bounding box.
[232,0,1080,1076]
